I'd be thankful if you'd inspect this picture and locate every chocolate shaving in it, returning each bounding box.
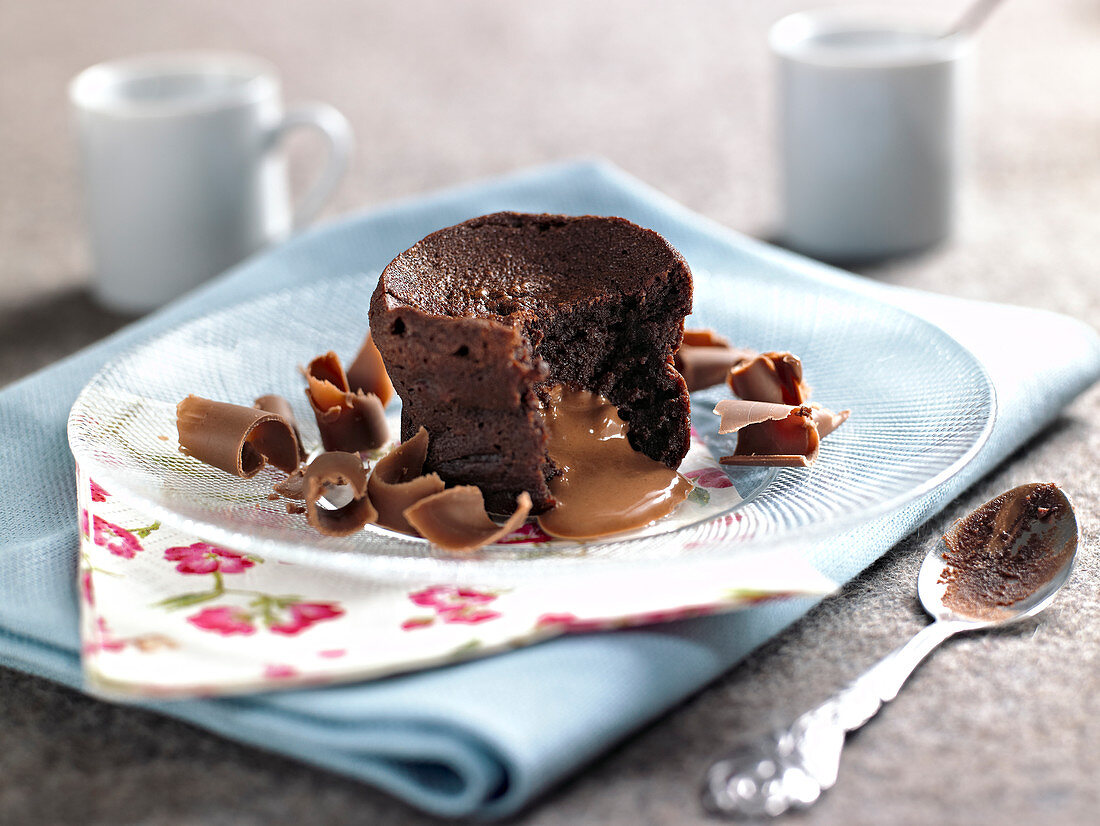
[714,396,849,468]
[715,400,807,435]
[682,328,731,348]
[721,352,848,465]
[350,392,389,448]
[674,328,755,391]
[274,467,306,500]
[404,488,532,552]
[346,331,394,407]
[728,352,808,405]
[713,400,819,467]
[368,427,445,534]
[303,451,377,536]
[811,405,850,439]
[176,395,299,478]
[305,351,389,452]
[253,394,307,459]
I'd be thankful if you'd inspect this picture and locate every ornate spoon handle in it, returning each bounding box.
[701,619,972,819]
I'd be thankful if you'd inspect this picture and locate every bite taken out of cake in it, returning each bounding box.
[369,212,694,517]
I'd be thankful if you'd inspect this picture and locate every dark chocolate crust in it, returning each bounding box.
[370,212,693,513]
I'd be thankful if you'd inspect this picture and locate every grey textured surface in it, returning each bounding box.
[1,0,1098,824]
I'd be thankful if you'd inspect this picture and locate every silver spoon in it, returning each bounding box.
[701,482,1078,819]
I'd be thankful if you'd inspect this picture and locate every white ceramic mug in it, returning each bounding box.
[70,52,353,312]
[770,9,970,262]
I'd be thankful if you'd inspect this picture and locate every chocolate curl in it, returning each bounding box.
[346,331,394,407]
[715,400,799,434]
[303,451,377,536]
[404,488,533,553]
[305,351,389,452]
[368,427,445,534]
[714,399,849,467]
[253,394,307,459]
[728,352,809,405]
[812,404,850,438]
[274,467,306,500]
[176,395,299,478]
[351,392,389,448]
[714,400,819,467]
[306,351,349,403]
[674,328,755,392]
[682,328,730,347]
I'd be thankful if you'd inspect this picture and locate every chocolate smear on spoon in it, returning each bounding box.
[939,482,1074,620]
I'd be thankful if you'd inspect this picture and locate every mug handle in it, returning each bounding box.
[268,102,353,231]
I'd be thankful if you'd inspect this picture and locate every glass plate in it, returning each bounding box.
[68,268,995,583]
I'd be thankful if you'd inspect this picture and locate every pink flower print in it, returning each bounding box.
[497,522,554,544]
[684,468,733,489]
[164,542,255,575]
[80,509,90,539]
[269,601,344,636]
[81,570,95,607]
[405,586,501,626]
[264,664,299,680]
[455,587,495,602]
[90,479,109,502]
[408,586,450,608]
[536,612,579,628]
[438,605,501,625]
[90,516,143,558]
[319,649,346,659]
[95,618,125,652]
[188,606,256,636]
[408,585,496,608]
[689,424,703,440]
[535,613,610,632]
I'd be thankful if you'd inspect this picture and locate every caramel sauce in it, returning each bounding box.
[536,384,692,539]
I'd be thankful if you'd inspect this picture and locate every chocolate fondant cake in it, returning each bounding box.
[369,212,693,514]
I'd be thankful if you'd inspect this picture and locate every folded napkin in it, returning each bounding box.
[1,160,1097,818]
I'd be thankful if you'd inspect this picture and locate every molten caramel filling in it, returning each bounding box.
[536,384,692,540]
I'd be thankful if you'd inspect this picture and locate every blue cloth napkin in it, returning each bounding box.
[1,160,1098,818]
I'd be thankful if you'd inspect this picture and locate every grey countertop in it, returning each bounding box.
[2,0,1098,823]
